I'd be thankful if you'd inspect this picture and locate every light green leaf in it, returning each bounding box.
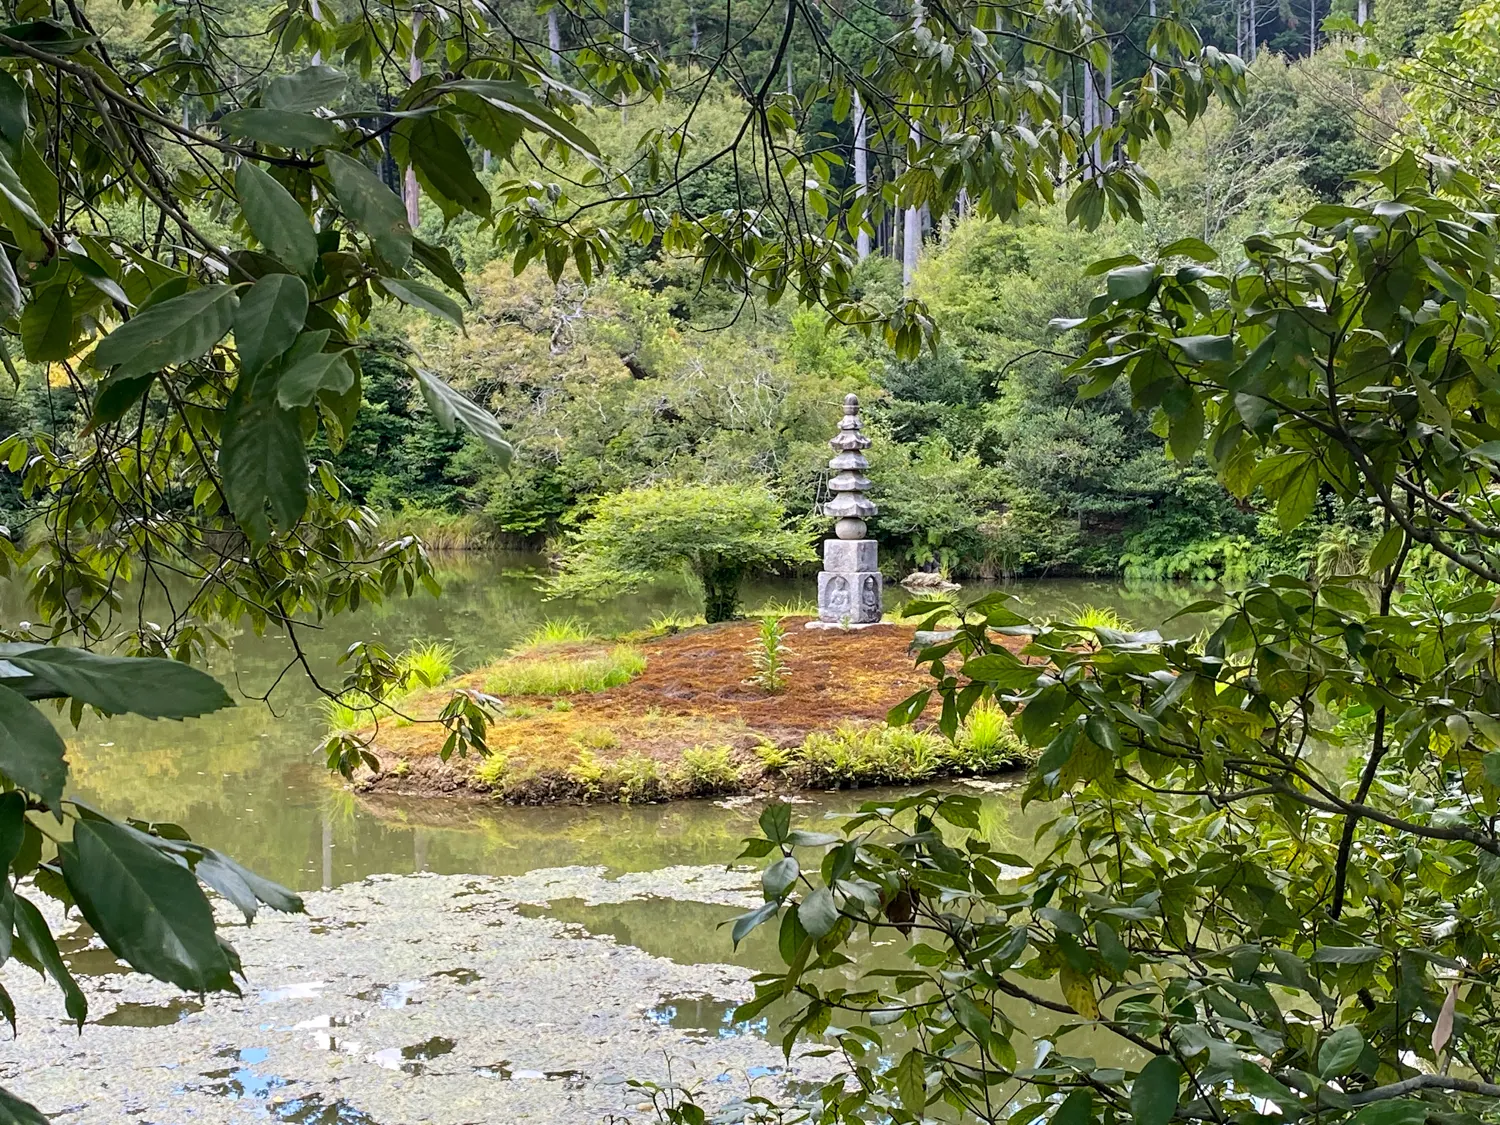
[1309,945,1384,964]
[235,163,319,279]
[1319,1025,1365,1078]
[413,367,512,464]
[1174,335,1233,363]
[1276,459,1321,531]
[1131,1055,1182,1125]
[379,277,465,332]
[220,369,307,545]
[92,285,239,377]
[264,65,347,112]
[0,645,233,719]
[1367,525,1404,574]
[235,274,308,375]
[220,109,340,149]
[20,284,71,362]
[325,151,412,269]
[60,817,237,994]
[0,684,66,808]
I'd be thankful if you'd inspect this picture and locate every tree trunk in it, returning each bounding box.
[1249,0,1258,59]
[853,90,870,261]
[310,0,322,65]
[1357,0,1367,24]
[1309,0,1317,54]
[405,16,422,229]
[699,560,742,623]
[548,9,562,71]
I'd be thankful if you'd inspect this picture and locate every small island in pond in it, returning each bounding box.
[349,618,1034,804]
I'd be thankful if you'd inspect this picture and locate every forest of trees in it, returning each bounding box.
[0,0,1465,581]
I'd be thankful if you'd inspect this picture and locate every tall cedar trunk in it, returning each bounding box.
[548,9,561,71]
[621,0,631,124]
[405,16,422,229]
[853,90,870,260]
[310,0,322,64]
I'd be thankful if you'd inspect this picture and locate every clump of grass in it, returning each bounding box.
[516,616,594,652]
[647,611,705,636]
[377,506,494,550]
[957,702,1026,771]
[745,617,791,693]
[320,640,458,734]
[399,641,457,690]
[503,702,537,720]
[390,758,411,778]
[572,724,619,751]
[484,646,646,697]
[473,752,509,789]
[1067,604,1133,631]
[747,597,817,618]
[550,698,574,712]
[678,746,742,794]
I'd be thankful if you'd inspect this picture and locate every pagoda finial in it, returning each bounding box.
[824,393,876,540]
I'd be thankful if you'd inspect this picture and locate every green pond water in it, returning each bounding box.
[25,554,1214,974]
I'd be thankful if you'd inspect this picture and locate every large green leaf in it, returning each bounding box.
[60,817,237,994]
[220,109,340,149]
[19,283,71,362]
[0,148,43,230]
[0,71,27,153]
[92,285,239,377]
[412,238,470,299]
[413,367,512,464]
[0,1084,48,1125]
[220,369,308,544]
[275,331,350,408]
[12,893,85,1026]
[235,274,308,375]
[0,684,66,808]
[404,116,490,217]
[264,65,347,112]
[0,248,21,322]
[1131,1056,1181,1125]
[0,645,233,718]
[325,151,412,269]
[380,277,465,332]
[235,163,319,278]
[1318,1025,1365,1078]
[437,80,600,157]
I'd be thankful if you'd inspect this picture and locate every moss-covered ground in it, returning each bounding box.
[352,618,1034,803]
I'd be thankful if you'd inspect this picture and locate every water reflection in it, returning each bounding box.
[14,555,1213,902]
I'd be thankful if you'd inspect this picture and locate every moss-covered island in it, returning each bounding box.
[342,618,1034,804]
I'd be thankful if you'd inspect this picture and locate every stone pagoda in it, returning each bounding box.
[812,394,883,627]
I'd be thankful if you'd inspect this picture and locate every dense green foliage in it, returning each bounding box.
[545,483,816,621]
[710,157,1500,1125]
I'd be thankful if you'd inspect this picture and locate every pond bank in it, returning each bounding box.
[352,618,1036,805]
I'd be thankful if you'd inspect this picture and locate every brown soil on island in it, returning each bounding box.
[353,618,1032,804]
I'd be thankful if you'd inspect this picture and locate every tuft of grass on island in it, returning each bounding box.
[332,613,1037,805]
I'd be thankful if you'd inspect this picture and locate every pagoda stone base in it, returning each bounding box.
[816,559,883,625]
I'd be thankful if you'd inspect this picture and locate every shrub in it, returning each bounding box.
[679,746,742,794]
[544,483,816,623]
[791,723,952,787]
[484,646,646,696]
[646,612,705,636]
[745,617,791,692]
[607,754,664,804]
[376,506,495,550]
[753,741,794,773]
[567,748,607,797]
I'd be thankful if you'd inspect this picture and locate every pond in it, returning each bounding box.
[2,556,1215,1123]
